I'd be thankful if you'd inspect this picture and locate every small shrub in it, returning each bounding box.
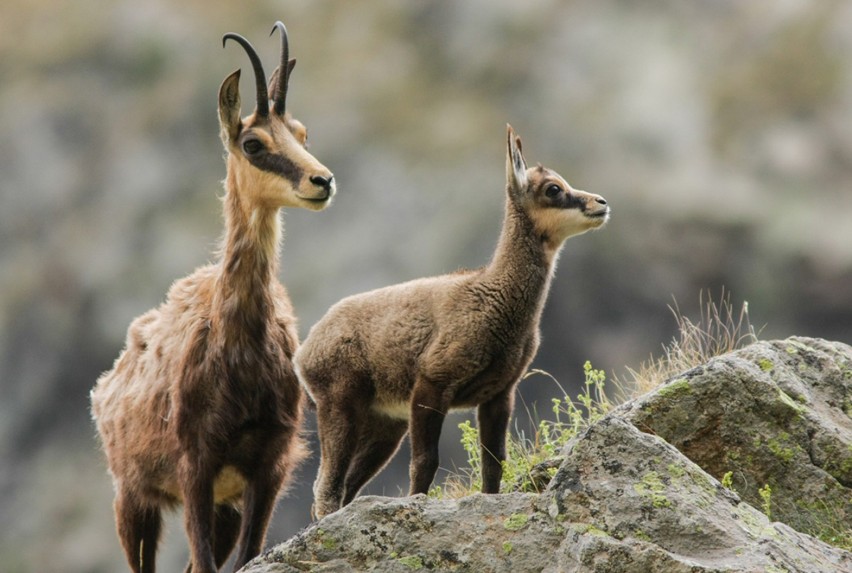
[435,361,612,498]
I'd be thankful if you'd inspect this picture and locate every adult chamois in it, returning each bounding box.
[296,125,609,518]
[91,23,334,573]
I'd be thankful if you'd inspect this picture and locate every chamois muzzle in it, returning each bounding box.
[298,173,335,205]
[222,32,269,118]
[586,194,610,221]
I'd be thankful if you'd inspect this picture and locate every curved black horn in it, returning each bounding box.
[270,21,290,115]
[222,32,269,118]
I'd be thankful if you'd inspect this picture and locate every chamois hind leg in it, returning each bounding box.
[477,390,514,494]
[214,504,242,570]
[408,379,450,495]
[114,490,162,573]
[312,395,363,518]
[342,413,408,506]
[231,467,284,571]
[182,504,241,573]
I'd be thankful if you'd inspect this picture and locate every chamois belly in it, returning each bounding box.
[212,466,248,502]
[370,374,515,420]
[159,465,247,504]
[451,371,517,409]
[372,399,411,420]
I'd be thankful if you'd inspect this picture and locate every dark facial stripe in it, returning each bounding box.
[561,193,586,211]
[246,151,304,186]
[542,184,586,211]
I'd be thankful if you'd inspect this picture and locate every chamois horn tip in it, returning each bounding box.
[222,32,240,49]
[270,21,292,116]
[270,20,288,37]
[221,31,270,118]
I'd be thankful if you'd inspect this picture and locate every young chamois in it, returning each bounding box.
[90,23,335,573]
[296,125,610,518]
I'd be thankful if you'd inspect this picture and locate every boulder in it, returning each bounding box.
[243,337,852,572]
[622,337,852,538]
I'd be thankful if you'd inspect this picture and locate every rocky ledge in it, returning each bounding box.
[243,337,852,572]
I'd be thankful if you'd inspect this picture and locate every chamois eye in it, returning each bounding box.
[545,184,562,198]
[242,139,264,155]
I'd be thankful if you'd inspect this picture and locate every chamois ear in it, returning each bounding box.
[506,124,527,194]
[218,69,243,145]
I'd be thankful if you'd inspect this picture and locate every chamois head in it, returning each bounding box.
[506,125,609,248]
[219,22,335,211]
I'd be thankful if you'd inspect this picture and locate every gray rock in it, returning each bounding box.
[622,336,852,538]
[243,338,852,572]
[546,416,850,572]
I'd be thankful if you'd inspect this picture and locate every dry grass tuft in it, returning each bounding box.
[617,289,760,397]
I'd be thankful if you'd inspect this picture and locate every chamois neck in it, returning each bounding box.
[212,172,282,341]
[482,198,555,319]
[489,198,552,272]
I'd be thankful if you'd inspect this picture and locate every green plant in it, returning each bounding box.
[758,484,773,520]
[804,498,852,552]
[458,419,483,493]
[721,470,851,552]
[433,361,613,499]
[397,555,424,570]
[503,513,530,531]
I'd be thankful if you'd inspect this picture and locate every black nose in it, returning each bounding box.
[310,174,334,191]
[595,197,607,205]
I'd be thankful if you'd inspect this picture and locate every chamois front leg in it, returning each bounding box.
[478,391,514,494]
[408,380,449,495]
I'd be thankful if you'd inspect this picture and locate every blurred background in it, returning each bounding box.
[1,0,851,571]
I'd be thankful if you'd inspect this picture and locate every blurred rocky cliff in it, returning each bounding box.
[0,1,850,571]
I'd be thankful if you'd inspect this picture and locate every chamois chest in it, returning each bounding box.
[448,329,539,409]
[176,312,299,446]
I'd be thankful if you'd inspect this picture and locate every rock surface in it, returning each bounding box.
[623,337,852,538]
[244,338,852,572]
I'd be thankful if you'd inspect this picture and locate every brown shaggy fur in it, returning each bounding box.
[296,125,610,518]
[91,25,334,573]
